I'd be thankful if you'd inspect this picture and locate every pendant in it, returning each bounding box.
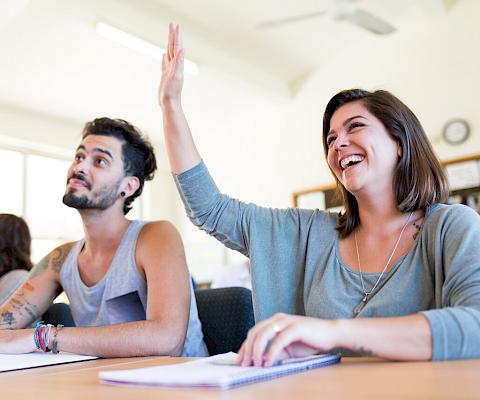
[353,293,370,316]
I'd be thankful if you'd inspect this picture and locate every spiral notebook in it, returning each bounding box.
[99,352,341,389]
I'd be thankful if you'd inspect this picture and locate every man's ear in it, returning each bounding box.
[121,176,140,198]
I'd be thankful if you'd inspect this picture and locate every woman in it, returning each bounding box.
[0,214,33,304]
[159,24,480,366]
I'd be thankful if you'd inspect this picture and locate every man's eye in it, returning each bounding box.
[96,159,107,166]
[74,155,84,162]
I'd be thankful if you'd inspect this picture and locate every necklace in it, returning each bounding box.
[354,211,413,304]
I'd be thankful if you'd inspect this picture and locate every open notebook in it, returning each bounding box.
[99,352,341,389]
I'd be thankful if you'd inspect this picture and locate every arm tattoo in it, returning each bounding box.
[4,289,39,325]
[356,346,377,357]
[50,243,74,273]
[29,243,74,278]
[28,254,51,279]
[0,292,39,328]
[0,311,16,328]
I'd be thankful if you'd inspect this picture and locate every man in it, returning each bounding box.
[0,117,208,357]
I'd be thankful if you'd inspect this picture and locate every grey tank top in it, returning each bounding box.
[59,220,208,357]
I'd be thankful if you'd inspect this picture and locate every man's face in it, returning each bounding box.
[63,135,126,211]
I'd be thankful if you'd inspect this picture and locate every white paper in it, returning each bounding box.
[99,352,341,389]
[0,351,98,373]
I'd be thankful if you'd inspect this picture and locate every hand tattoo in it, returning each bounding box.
[357,346,376,357]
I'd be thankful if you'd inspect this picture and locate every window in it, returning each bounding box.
[0,145,144,262]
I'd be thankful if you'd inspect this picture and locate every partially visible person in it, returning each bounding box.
[0,214,33,304]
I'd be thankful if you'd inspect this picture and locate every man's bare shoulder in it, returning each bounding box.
[136,221,183,261]
[139,220,179,238]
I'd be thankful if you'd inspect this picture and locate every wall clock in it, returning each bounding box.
[443,119,470,145]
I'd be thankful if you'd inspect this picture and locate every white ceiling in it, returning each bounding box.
[0,0,462,140]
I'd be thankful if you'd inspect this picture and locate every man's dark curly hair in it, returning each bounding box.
[82,117,157,215]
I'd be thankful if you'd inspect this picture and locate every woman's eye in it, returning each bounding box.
[349,122,364,130]
[327,137,336,147]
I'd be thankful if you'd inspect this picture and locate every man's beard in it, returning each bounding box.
[63,179,122,211]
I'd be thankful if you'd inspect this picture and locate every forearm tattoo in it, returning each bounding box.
[0,243,73,329]
[0,288,39,328]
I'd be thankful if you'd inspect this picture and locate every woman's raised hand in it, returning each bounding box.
[158,23,184,108]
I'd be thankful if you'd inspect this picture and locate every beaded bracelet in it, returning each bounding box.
[33,321,51,352]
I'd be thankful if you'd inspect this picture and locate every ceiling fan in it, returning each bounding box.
[255,0,397,35]
[255,0,460,35]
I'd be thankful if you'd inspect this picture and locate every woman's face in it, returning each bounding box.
[326,101,401,197]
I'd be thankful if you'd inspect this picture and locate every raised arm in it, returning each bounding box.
[158,23,201,174]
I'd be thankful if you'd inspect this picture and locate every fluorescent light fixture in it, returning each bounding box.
[95,21,199,75]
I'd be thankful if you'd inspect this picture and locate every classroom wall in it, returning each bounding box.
[1,0,479,281]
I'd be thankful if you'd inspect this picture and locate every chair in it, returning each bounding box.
[195,287,255,355]
[42,302,76,327]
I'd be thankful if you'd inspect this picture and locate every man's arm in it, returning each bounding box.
[0,244,72,330]
[36,221,192,358]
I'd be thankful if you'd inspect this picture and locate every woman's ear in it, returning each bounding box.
[397,142,403,158]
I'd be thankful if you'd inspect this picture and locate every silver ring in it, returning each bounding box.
[272,323,282,334]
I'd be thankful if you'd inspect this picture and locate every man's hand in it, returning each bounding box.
[0,329,36,354]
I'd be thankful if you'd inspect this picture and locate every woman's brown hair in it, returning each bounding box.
[322,89,449,238]
[0,214,33,277]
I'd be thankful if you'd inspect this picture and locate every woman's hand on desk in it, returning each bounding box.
[0,329,35,354]
[237,313,339,367]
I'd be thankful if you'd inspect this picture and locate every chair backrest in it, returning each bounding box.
[195,287,255,356]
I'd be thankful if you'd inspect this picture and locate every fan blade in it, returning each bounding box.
[346,9,396,35]
[255,10,328,30]
[442,0,460,11]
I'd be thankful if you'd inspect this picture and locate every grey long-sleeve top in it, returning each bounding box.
[174,161,480,360]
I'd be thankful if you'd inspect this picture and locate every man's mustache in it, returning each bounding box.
[67,173,92,190]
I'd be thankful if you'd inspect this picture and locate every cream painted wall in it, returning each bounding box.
[287,0,480,190]
[1,0,479,282]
